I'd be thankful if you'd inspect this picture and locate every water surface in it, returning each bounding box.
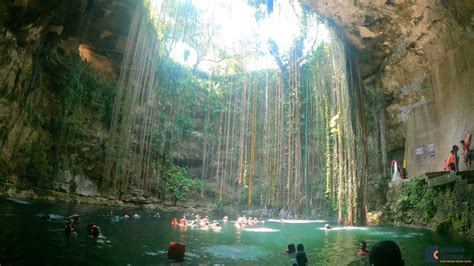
[0,198,472,265]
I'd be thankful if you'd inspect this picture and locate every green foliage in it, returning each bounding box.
[159,153,200,205]
[435,190,471,234]
[176,115,193,136]
[164,166,199,205]
[23,142,53,188]
[56,55,116,124]
[393,180,436,222]
[389,180,472,235]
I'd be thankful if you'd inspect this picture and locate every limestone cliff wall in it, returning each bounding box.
[0,0,135,194]
[304,0,474,176]
[405,41,474,176]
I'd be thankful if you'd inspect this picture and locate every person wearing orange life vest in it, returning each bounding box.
[171,218,178,226]
[447,150,457,172]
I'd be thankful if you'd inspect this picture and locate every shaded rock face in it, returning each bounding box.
[2,0,473,205]
[0,0,135,194]
[304,0,474,175]
[52,170,98,196]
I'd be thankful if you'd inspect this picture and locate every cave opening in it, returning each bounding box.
[102,0,368,225]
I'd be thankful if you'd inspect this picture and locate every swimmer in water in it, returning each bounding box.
[324,224,331,230]
[358,241,370,256]
[295,244,308,266]
[285,243,296,255]
[171,218,178,226]
[87,224,101,238]
[179,216,187,226]
[68,214,80,223]
[64,219,77,236]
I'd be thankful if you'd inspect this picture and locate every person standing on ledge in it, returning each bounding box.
[461,138,472,170]
[448,149,457,173]
[452,145,460,172]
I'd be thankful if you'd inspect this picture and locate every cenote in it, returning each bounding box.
[1,199,473,265]
[1,0,474,265]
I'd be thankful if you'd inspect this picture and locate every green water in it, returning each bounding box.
[0,198,472,265]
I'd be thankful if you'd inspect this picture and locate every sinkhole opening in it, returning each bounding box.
[145,0,330,74]
[105,0,368,224]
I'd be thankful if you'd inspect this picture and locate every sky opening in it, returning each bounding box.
[151,0,330,73]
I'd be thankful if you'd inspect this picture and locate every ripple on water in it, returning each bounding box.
[144,250,166,256]
[319,226,369,231]
[5,197,32,205]
[267,219,326,223]
[365,230,397,236]
[243,227,279,233]
[204,245,269,261]
[398,232,424,238]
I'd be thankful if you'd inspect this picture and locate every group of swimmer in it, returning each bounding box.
[40,208,405,265]
[40,210,151,242]
[234,215,263,229]
[110,211,145,222]
[284,243,308,266]
[283,240,403,266]
[59,214,107,242]
[171,214,222,231]
[170,214,264,231]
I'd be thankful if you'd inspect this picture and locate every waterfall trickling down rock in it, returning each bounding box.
[104,1,162,192]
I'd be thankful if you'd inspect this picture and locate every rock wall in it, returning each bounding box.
[405,41,474,176]
[0,0,134,194]
[303,0,474,176]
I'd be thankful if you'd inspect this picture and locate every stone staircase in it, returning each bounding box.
[413,170,474,188]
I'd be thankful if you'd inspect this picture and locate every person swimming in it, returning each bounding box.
[358,241,370,255]
[87,224,101,238]
[211,221,222,231]
[64,219,77,236]
[324,224,331,230]
[223,216,228,223]
[179,216,187,226]
[285,243,296,255]
[294,244,308,266]
[64,214,79,236]
[171,218,178,226]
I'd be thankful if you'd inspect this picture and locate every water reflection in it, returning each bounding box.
[204,245,269,261]
[0,198,472,265]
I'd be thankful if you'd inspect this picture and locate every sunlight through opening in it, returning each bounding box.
[149,0,329,73]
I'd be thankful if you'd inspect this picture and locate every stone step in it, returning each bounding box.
[458,170,474,180]
[427,173,461,187]
[425,171,450,179]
